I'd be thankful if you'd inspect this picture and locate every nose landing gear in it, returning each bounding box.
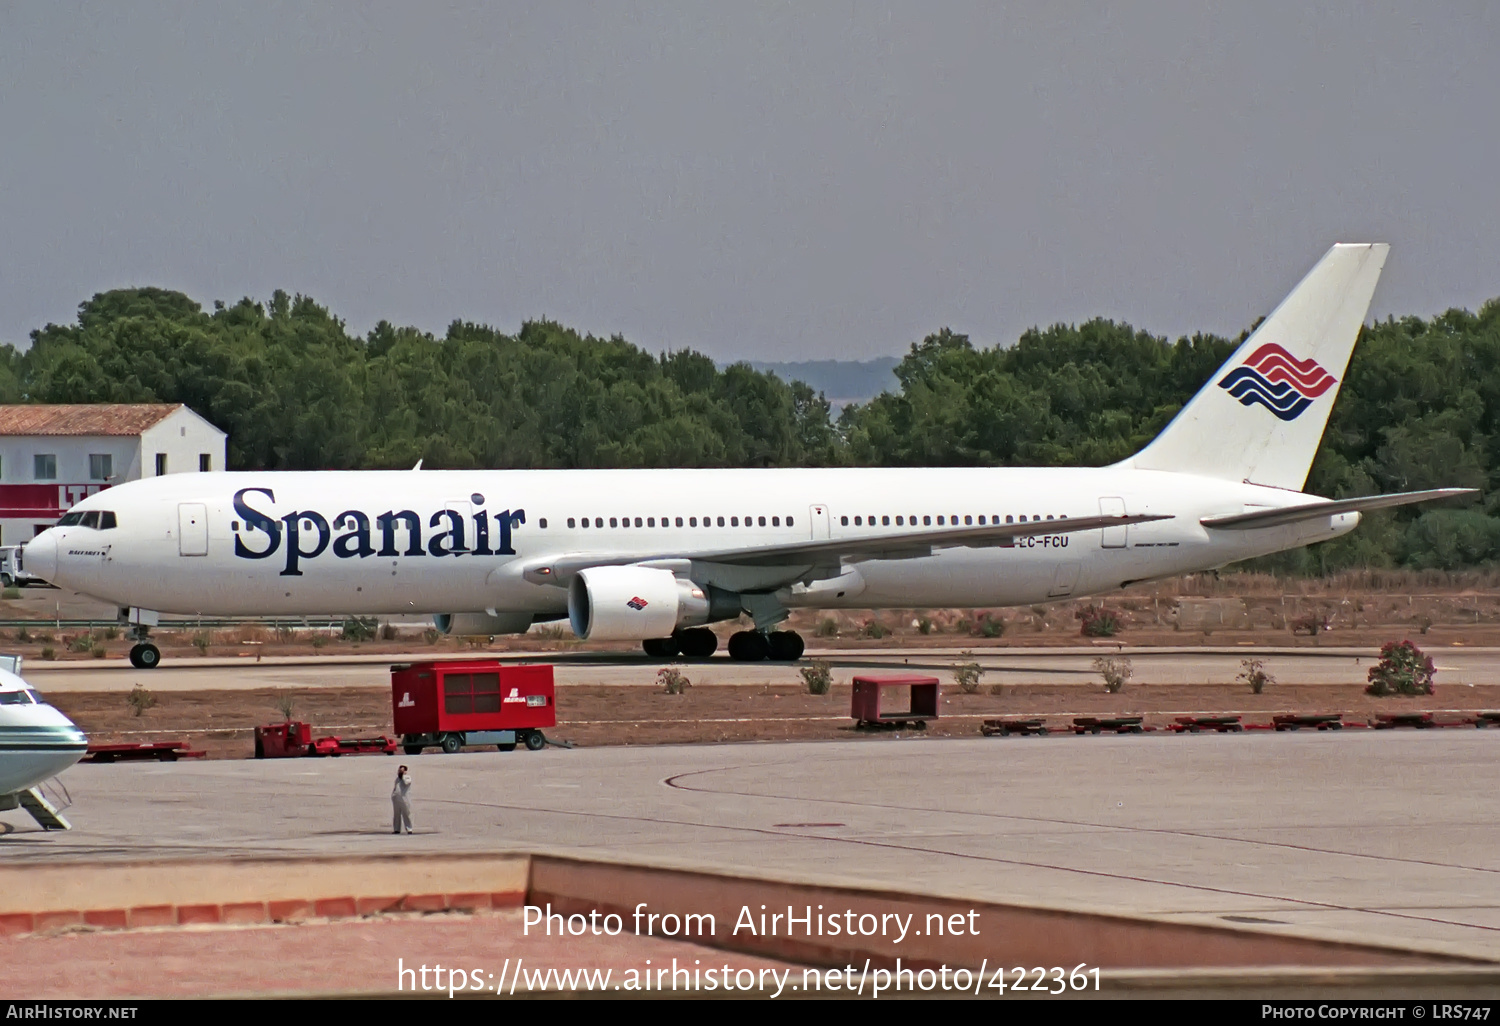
[129,641,161,669]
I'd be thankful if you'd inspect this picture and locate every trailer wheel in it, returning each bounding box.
[441,734,462,754]
[402,744,423,756]
[524,731,546,752]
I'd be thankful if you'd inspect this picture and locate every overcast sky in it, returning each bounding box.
[1,3,1496,361]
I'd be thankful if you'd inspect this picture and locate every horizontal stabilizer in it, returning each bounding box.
[1200,488,1479,530]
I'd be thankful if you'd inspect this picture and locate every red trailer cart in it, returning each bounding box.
[391,660,555,755]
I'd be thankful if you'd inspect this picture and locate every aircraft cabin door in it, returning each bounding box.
[178,503,209,556]
[1098,497,1127,549]
[809,504,831,541]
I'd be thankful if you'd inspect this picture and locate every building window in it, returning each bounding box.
[155,453,168,476]
[199,453,212,472]
[88,454,112,481]
[34,454,57,480]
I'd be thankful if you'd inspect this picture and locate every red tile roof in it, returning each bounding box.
[0,404,185,436]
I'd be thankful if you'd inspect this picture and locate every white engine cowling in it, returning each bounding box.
[432,612,535,636]
[568,565,712,641]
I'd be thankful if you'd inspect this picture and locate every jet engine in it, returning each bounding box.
[431,612,536,636]
[568,565,726,641]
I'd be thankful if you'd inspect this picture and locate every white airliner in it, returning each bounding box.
[21,244,1475,669]
[0,668,87,826]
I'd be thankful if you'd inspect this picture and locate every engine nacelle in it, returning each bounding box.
[568,565,716,641]
[432,612,535,636]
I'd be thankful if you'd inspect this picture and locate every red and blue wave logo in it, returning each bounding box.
[1217,343,1337,422]
[626,596,649,611]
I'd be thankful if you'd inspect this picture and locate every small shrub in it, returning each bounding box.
[104,625,119,640]
[1365,640,1436,697]
[861,619,890,639]
[464,635,489,650]
[340,617,378,642]
[987,683,1005,696]
[917,616,934,635]
[1077,605,1122,638]
[37,631,54,643]
[1238,658,1273,694]
[1,587,19,600]
[815,618,839,638]
[191,631,211,654]
[422,628,442,645]
[16,626,31,643]
[658,666,691,695]
[978,614,1005,638]
[952,653,983,694]
[1290,613,1330,636]
[126,683,157,716]
[273,624,296,643]
[1093,656,1132,693]
[91,645,106,659]
[40,646,55,660]
[68,634,95,653]
[380,622,399,641]
[954,618,973,634]
[275,691,296,721]
[309,633,328,649]
[800,661,832,695]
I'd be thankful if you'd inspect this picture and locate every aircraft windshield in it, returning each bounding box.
[55,511,115,529]
[0,690,36,705]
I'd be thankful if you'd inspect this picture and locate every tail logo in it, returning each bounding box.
[1217,343,1337,422]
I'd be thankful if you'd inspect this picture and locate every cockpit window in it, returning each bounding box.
[55,511,115,529]
[0,690,35,705]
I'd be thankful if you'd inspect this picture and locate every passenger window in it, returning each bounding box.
[758,516,766,527]
[853,516,862,526]
[964,515,972,525]
[609,518,618,528]
[647,517,655,527]
[689,517,697,527]
[99,512,117,530]
[895,516,903,526]
[772,516,780,527]
[923,515,931,526]
[786,516,793,527]
[1006,515,1014,524]
[568,518,576,528]
[675,517,683,527]
[937,516,945,525]
[539,518,547,528]
[729,516,738,527]
[1046,514,1054,521]
[978,515,986,525]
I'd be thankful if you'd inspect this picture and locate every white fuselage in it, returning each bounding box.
[0,671,87,796]
[25,466,1355,619]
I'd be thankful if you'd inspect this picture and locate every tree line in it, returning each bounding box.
[5,286,1498,573]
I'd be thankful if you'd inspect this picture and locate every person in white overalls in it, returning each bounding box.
[391,765,413,834]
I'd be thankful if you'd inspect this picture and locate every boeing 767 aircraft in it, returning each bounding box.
[21,244,1475,668]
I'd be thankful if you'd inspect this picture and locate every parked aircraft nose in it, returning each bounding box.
[22,531,57,582]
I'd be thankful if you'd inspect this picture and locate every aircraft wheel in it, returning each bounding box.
[129,643,161,669]
[767,631,804,661]
[675,627,718,659]
[642,637,680,658]
[727,631,770,661]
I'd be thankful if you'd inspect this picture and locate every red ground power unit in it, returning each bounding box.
[850,674,939,728]
[391,660,555,755]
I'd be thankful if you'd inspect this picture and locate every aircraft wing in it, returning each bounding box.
[1199,488,1478,530]
[521,512,1172,585]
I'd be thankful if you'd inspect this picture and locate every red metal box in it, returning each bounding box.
[392,661,556,736]
[850,674,939,725]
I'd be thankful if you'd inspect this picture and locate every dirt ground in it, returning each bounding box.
[49,680,1500,761]
[9,568,1500,664]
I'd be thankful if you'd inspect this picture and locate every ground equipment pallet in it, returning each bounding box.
[84,741,206,763]
[1271,714,1344,731]
[980,717,1049,737]
[1071,716,1147,735]
[1168,715,1244,733]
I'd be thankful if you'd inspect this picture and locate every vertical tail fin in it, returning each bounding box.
[1126,243,1388,491]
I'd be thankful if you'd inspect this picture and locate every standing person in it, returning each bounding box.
[391,764,413,834]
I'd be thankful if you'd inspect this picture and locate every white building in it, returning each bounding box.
[0,404,227,544]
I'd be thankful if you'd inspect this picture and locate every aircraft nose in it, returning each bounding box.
[22,531,57,582]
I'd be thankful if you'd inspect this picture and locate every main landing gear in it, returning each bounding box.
[643,629,803,662]
[129,642,161,669]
